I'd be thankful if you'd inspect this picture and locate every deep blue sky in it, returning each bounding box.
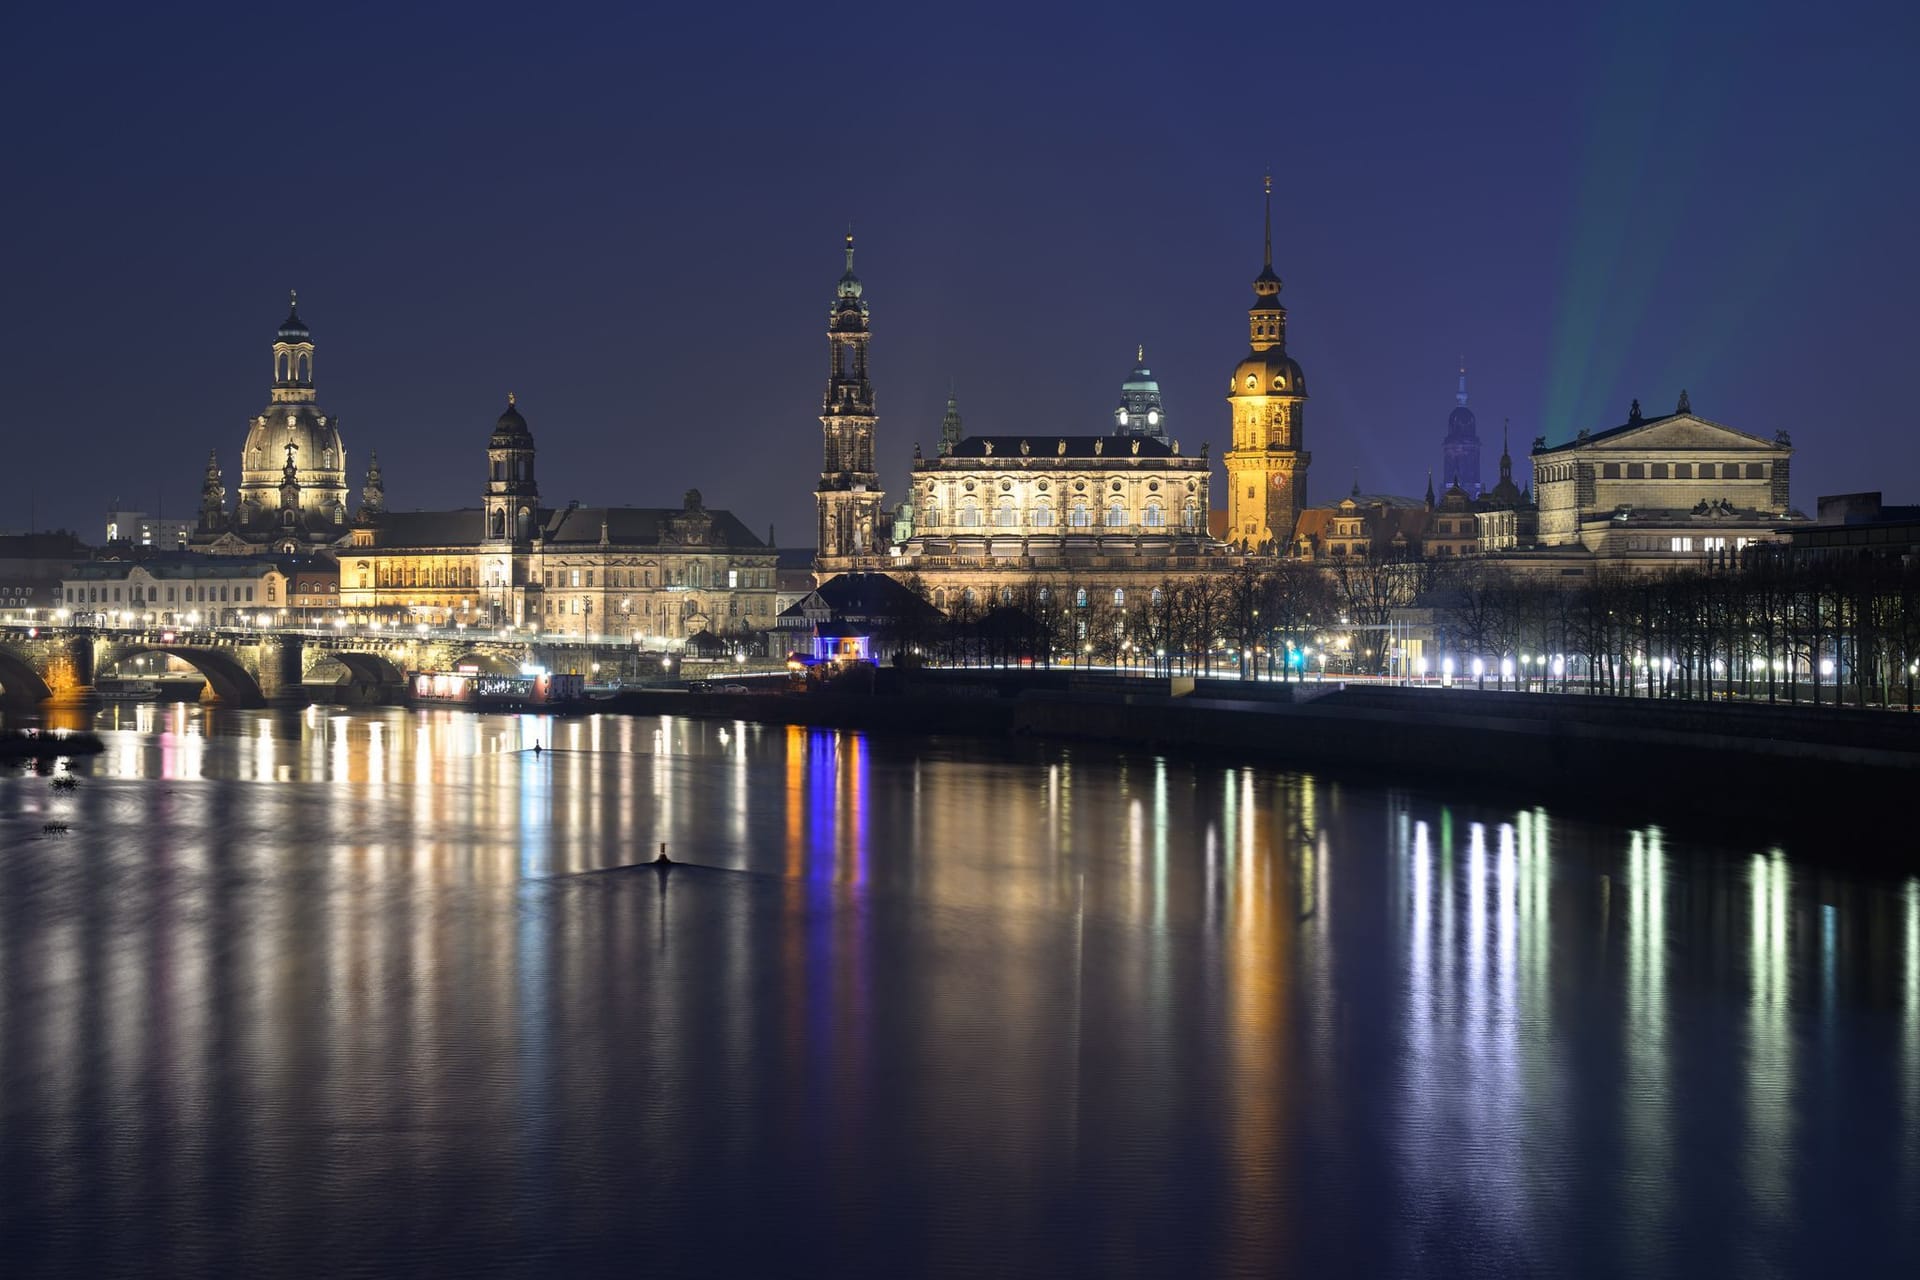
[4,0,1914,543]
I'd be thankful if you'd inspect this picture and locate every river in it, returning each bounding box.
[1,704,1915,1277]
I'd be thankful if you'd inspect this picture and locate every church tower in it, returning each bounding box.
[1223,178,1310,551]
[815,232,883,576]
[484,393,539,546]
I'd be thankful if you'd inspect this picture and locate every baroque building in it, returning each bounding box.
[195,293,353,555]
[1440,364,1482,498]
[815,233,884,574]
[1223,178,1310,552]
[337,397,776,641]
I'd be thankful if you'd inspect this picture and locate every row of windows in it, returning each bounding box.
[936,501,1201,529]
[930,586,1167,609]
[356,564,771,591]
[1601,461,1766,480]
[65,582,272,604]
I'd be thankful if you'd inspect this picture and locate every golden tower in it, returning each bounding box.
[1223,178,1310,551]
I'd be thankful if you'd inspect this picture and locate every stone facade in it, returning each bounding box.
[1223,177,1311,551]
[1531,395,1796,559]
[335,400,775,641]
[815,234,885,573]
[60,555,290,627]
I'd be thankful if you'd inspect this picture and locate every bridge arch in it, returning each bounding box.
[0,647,54,707]
[116,645,267,708]
[328,650,406,686]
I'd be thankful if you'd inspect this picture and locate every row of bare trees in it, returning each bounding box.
[1431,551,1920,707]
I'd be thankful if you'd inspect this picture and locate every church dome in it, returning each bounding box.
[277,292,310,343]
[1231,350,1308,398]
[491,395,533,445]
[1446,404,1478,440]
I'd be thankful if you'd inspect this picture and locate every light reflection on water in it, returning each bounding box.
[0,704,1917,1277]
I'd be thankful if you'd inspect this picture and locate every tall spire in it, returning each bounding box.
[940,388,963,454]
[1457,359,1468,407]
[1263,174,1273,269]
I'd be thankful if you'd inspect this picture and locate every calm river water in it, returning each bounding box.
[1,704,1916,1277]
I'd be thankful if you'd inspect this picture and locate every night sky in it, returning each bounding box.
[6,0,1914,545]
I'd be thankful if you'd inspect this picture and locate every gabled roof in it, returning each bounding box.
[1534,412,1787,455]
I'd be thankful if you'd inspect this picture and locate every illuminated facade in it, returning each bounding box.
[1530,393,1797,560]
[1223,177,1310,552]
[196,293,352,553]
[337,398,776,640]
[815,234,885,575]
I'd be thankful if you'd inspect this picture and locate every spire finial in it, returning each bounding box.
[1263,174,1273,269]
[844,224,855,271]
[1137,342,1145,364]
[289,288,298,313]
[1457,360,1468,407]
[1502,416,1511,453]
[507,390,516,406]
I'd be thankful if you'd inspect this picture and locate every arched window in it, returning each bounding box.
[517,507,531,540]
[1144,502,1164,528]
[1151,587,1163,607]
[1034,503,1053,526]
[322,448,334,469]
[1075,588,1088,608]
[1070,503,1090,528]
[490,509,506,539]
[995,500,1016,527]
[1185,502,1200,527]
[963,587,976,606]
[934,588,948,608]
[1113,588,1125,606]
[960,501,981,528]
[1105,503,1125,527]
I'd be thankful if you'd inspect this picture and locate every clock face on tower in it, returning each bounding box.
[1271,473,1289,490]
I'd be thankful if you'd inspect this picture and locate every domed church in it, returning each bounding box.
[194,292,353,554]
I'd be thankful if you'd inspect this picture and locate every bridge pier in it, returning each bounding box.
[260,635,307,706]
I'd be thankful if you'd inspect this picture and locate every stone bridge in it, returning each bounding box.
[0,626,584,711]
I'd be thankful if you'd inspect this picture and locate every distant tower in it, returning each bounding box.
[485,393,539,546]
[1224,177,1310,551]
[1115,345,1167,439]
[359,451,386,520]
[1442,363,1483,499]
[198,449,227,533]
[815,232,884,575]
[1486,417,1522,508]
[939,388,964,456]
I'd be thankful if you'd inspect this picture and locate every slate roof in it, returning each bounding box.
[370,505,769,550]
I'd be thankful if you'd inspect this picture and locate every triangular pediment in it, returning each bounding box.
[1585,414,1784,452]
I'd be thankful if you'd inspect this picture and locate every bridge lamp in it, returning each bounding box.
[1552,655,1565,678]
[1471,657,1484,679]
[1500,657,1513,680]
[660,656,671,671]
[1416,656,1428,677]
[1820,658,1835,677]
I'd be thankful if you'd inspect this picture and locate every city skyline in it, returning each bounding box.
[5,3,1913,549]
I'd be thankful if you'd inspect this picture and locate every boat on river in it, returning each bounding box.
[407,668,588,712]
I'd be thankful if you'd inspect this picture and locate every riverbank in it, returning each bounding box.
[602,674,1919,848]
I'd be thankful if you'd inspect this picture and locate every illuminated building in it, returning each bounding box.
[1528,392,1798,561]
[1223,177,1311,552]
[815,233,885,574]
[337,397,776,639]
[195,293,353,553]
[60,555,290,626]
